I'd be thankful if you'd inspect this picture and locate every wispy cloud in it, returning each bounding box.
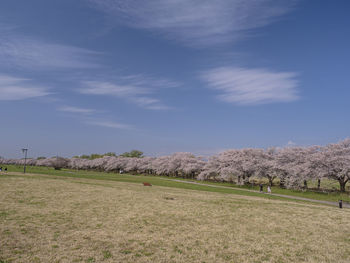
[85,120,132,129]
[57,106,96,114]
[200,67,299,105]
[80,81,149,97]
[57,105,132,130]
[287,140,296,146]
[79,75,177,110]
[0,75,50,100]
[0,26,100,70]
[88,0,296,47]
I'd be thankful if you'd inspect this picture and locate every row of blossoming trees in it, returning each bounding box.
[1,139,350,192]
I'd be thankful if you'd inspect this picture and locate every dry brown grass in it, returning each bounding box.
[1,174,350,263]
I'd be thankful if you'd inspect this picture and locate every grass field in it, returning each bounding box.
[1,172,350,263]
[2,165,350,203]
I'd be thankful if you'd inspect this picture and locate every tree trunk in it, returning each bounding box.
[268,176,273,186]
[303,180,308,189]
[242,174,250,185]
[279,177,285,188]
[339,179,347,192]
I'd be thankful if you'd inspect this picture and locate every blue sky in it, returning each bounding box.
[1,0,350,158]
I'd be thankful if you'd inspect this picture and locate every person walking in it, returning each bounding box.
[267,185,271,193]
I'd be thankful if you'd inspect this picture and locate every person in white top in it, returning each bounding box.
[267,186,271,193]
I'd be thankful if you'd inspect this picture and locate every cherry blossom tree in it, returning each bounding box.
[152,156,171,176]
[277,146,320,189]
[310,139,350,192]
[88,156,114,171]
[36,157,69,170]
[198,156,221,181]
[253,147,279,186]
[200,149,261,184]
[136,157,156,174]
[166,152,204,178]
[180,154,206,179]
[104,157,129,172]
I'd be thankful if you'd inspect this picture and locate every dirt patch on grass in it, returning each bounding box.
[1,175,350,263]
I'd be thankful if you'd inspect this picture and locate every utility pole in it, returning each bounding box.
[22,148,28,174]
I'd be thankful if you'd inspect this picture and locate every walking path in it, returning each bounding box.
[164,178,350,208]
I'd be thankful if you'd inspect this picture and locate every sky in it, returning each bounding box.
[1,0,350,158]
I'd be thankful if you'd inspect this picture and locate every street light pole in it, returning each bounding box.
[22,148,28,174]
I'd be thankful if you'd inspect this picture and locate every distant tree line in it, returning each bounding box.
[2,140,350,192]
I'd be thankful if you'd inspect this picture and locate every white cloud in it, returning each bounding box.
[119,74,179,89]
[80,81,149,97]
[57,106,132,130]
[88,0,296,47]
[0,29,100,70]
[287,140,296,146]
[0,75,50,100]
[85,120,131,129]
[200,67,299,105]
[57,106,96,114]
[79,75,177,110]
